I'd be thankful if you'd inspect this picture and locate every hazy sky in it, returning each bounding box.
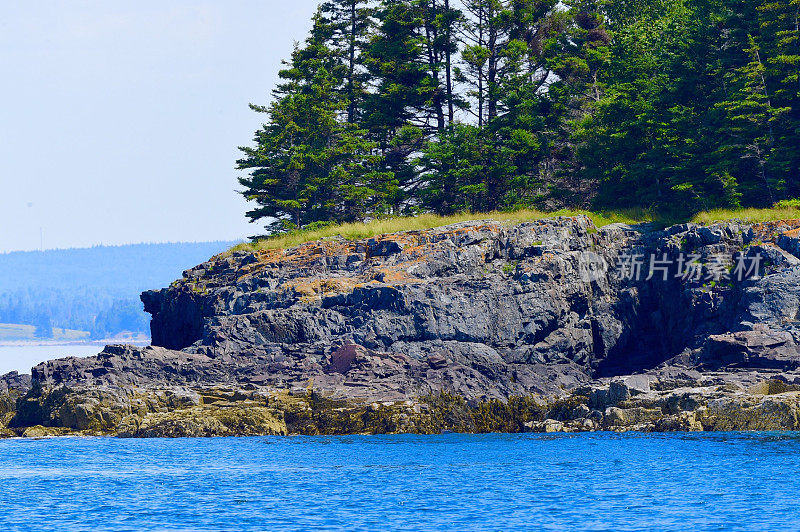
[0,1,320,252]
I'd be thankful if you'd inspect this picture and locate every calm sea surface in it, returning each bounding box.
[0,432,798,531]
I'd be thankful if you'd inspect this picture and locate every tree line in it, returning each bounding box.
[0,241,236,340]
[238,0,800,234]
[0,288,148,339]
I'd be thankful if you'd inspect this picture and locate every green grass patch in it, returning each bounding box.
[230,204,800,254]
[691,206,800,225]
[232,208,653,253]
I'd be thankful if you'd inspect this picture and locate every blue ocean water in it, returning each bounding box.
[0,432,798,531]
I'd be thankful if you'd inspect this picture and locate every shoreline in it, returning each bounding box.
[3,430,800,441]
[4,215,800,438]
[0,339,149,349]
[4,368,800,438]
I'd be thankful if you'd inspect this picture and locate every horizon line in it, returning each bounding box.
[0,239,245,256]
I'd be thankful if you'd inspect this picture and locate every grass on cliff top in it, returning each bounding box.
[691,206,800,224]
[230,204,800,253]
[231,209,651,252]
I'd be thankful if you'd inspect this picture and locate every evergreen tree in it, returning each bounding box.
[470,0,562,210]
[544,0,610,204]
[717,36,787,204]
[757,0,800,197]
[547,0,610,107]
[574,0,742,210]
[238,11,391,234]
[361,0,461,212]
[320,0,375,123]
[418,0,463,129]
[237,0,800,226]
[418,124,488,213]
[457,0,513,125]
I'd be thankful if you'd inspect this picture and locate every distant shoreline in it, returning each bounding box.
[0,338,150,348]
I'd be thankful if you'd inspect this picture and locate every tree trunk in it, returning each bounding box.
[347,0,357,123]
[445,0,454,124]
[425,0,446,131]
[487,4,498,123]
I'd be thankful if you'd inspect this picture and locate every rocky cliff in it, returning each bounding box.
[4,215,800,437]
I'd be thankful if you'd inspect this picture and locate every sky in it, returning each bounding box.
[0,0,320,252]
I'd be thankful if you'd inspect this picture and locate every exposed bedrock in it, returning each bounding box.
[5,215,800,436]
[139,216,800,389]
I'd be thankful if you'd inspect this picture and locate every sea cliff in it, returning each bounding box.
[4,215,800,436]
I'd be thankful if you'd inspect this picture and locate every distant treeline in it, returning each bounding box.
[0,241,236,339]
[239,0,800,234]
[0,288,148,339]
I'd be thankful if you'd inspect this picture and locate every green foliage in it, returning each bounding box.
[238,0,800,232]
[417,124,490,213]
[238,8,394,234]
[576,0,800,212]
[502,260,519,275]
[774,199,800,209]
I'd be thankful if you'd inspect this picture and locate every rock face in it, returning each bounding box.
[4,215,800,437]
[140,217,622,400]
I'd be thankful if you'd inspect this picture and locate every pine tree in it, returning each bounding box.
[364,0,461,134]
[757,0,800,197]
[417,0,463,129]
[235,0,800,224]
[717,35,789,204]
[424,0,563,212]
[548,0,611,106]
[418,124,489,213]
[320,0,375,123]
[360,0,453,212]
[238,12,390,234]
[543,0,610,204]
[571,0,745,211]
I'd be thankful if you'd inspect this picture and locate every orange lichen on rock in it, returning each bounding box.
[374,267,422,286]
[397,243,429,260]
[750,219,800,243]
[284,277,366,298]
[781,227,800,239]
[375,233,420,247]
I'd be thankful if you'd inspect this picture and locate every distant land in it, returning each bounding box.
[0,241,238,341]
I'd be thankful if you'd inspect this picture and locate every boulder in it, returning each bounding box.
[702,329,800,369]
